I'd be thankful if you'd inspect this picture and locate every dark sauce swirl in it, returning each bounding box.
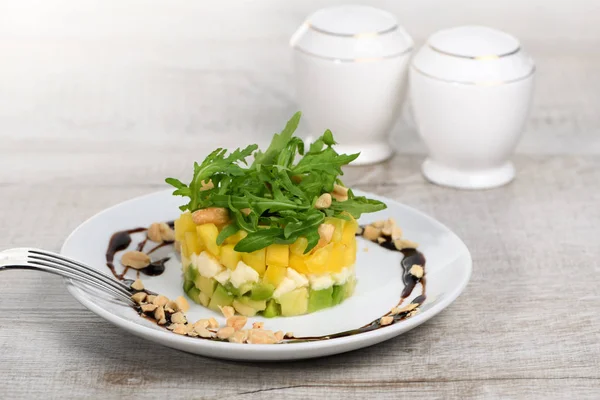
[105,222,426,343]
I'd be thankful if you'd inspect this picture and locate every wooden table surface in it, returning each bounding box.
[1,52,600,398]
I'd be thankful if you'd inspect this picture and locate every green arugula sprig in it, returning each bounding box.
[166,112,386,253]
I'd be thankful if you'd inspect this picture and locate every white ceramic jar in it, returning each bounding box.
[290,5,413,165]
[409,26,535,189]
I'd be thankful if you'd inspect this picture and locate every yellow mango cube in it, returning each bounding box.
[266,244,290,268]
[241,248,266,275]
[220,244,241,270]
[306,243,333,274]
[264,264,287,286]
[329,242,346,272]
[184,231,202,256]
[341,217,358,245]
[325,217,345,242]
[290,237,308,255]
[289,254,310,275]
[196,223,220,257]
[224,230,248,245]
[343,239,356,266]
[175,212,196,242]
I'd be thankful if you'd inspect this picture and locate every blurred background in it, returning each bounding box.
[1,0,599,154]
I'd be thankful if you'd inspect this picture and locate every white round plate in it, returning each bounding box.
[61,189,471,361]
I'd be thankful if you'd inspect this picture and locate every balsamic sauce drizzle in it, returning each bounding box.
[105,222,426,343]
[105,224,173,280]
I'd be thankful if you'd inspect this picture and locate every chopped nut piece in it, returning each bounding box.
[207,317,219,329]
[158,222,175,242]
[391,303,419,315]
[167,300,179,312]
[247,329,278,344]
[391,226,403,240]
[187,331,199,338]
[381,218,395,236]
[363,225,381,241]
[166,324,177,331]
[284,332,294,339]
[146,295,157,304]
[152,295,169,307]
[394,238,419,250]
[227,316,248,331]
[121,251,151,270]
[333,183,349,197]
[376,237,386,244]
[131,279,144,291]
[317,223,335,247]
[147,223,163,243]
[175,296,190,313]
[252,322,264,329]
[171,312,187,324]
[219,305,235,319]
[315,193,332,209]
[240,208,252,216]
[274,331,285,342]
[228,330,249,344]
[171,324,188,335]
[196,327,213,338]
[356,226,364,235]
[193,320,210,331]
[409,264,424,279]
[200,179,214,191]
[140,303,157,313]
[131,292,147,304]
[217,326,235,340]
[372,220,384,228]
[380,316,394,326]
[154,306,167,325]
[192,207,230,225]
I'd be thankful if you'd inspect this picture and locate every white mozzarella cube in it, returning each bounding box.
[192,251,224,278]
[273,277,298,300]
[286,268,309,287]
[230,261,259,288]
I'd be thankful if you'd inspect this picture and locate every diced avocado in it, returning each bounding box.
[224,282,253,297]
[183,279,195,292]
[232,299,258,317]
[332,284,344,305]
[237,296,267,311]
[278,287,309,316]
[249,282,275,301]
[344,278,356,299]
[195,275,217,297]
[308,287,334,313]
[184,265,198,282]
[199,291,211,307]
[262,299,281,318]
[186,286,201,304]
[208,284,234,311]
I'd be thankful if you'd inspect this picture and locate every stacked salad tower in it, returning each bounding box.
[167,112,386,317]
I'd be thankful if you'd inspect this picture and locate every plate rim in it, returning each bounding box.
[61,189,472,358]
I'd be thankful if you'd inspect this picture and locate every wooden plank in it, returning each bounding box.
[1,152,600,398]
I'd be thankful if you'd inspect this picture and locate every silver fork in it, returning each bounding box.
[0,248,135,305]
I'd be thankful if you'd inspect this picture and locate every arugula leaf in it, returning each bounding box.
[216,224,239,246]
[166,111,387,252]
[234,228,284,252]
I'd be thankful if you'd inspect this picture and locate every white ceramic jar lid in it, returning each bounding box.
[290,5,413,61]
[412,26,535,84]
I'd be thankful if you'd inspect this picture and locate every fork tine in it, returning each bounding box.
[27,249,132,292]
[2,259,135,305]
[26,251,132,298]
